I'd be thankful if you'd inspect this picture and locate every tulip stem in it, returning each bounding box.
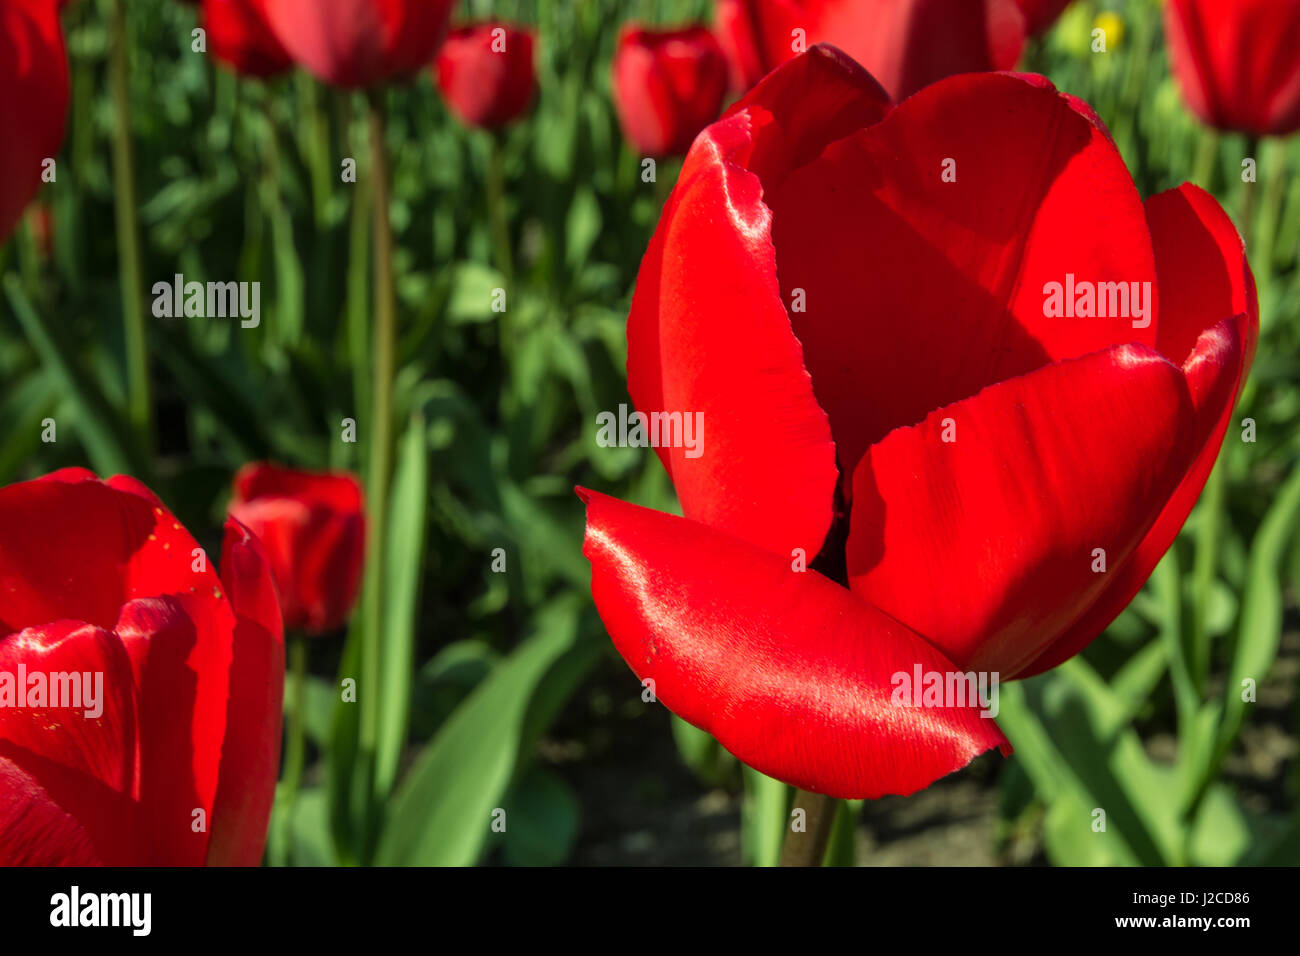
[361,89,396,820]
[107,0,151,459]
[1238,136,1260,246]
[485,133,514,283]
[1191,129,1219,193]
[779,789,839,866]
[276,634,309,864]
[1252,138,1289,275]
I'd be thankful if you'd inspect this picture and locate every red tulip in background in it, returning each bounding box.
[1165,0,1300,137]
[202,0,293,78]
[611,25,729,157]
[583,46,1257,799]
[1012,0,1075,36]
[714,0,1026,99]
[228,463,365,636]
[434,22,537,129]
[258,0,455,88]
[0,0,68,244]
[0,470,284,865]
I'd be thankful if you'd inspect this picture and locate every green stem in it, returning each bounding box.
[1239,136,1261,247]
[485,133,514,282]
[299,74,333,230]
[1191,129,1219,193]
[1189,455,1226,693]
[278,635,309,862]
[108,0,151,458]
[779,789,839,866]
[361,89,396,815]
[1253,139,1290,274]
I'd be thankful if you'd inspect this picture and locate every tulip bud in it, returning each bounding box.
[1165,0,1300,137]
[227,463,366,636]
[611,24,729,158]
[434,22,537,130]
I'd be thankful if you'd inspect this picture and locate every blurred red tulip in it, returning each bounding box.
[0,469,284,865]
[228,463,365,636]
[258,0,454,88]
[1165,0,1300,136]
[582,47,1257,798]
[434,22,537,129]
[714,0,1026,99]
[203,0,293,78]
[1012,0,1075,36]
[611,24,729,157]
[0,0,67,244]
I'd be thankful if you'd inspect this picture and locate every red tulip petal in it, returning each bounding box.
[579,488,1009,799]
[627,48,893,560]
[847,344,1198,678]
[0,757,102,865]
[1147,184,1257,370]
[205,518,284,866]
[767,71,1159,488]
[627,121,836,559]
[0,0,67,243]
[1017,186,1257,678]
[0,475,156,632]
[0,619,138,864]
[115,595,233,866]
[723,42,893,188]
[0,620,135,794]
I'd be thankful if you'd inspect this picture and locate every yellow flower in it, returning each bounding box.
[1094,11,1126,50]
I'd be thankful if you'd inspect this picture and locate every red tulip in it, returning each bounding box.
[1012,0,1075,36]
[0,469,284,865]
[714,0,1026,99]
[1165,0,1300,137]
[611,24,729,157]
[434,22,537,129]
[227,463,365,636]
[258,0,454,88]
[202,0,293,78]
[582,47,1257,799]
[0,0,67,245]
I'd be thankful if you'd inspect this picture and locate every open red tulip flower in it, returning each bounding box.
[611,24,729,158]
[1165,0,1300,137]
[714,0,1026,99]
[434,22,537,130]
[228,463,365,636]
[0,469,285,865]
[581,46,1258,799]
[202,0,293,78]
[0,0,68,245]
[258,0,454,88]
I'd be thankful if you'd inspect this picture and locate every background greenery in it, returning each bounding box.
[2,0,1297,865]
